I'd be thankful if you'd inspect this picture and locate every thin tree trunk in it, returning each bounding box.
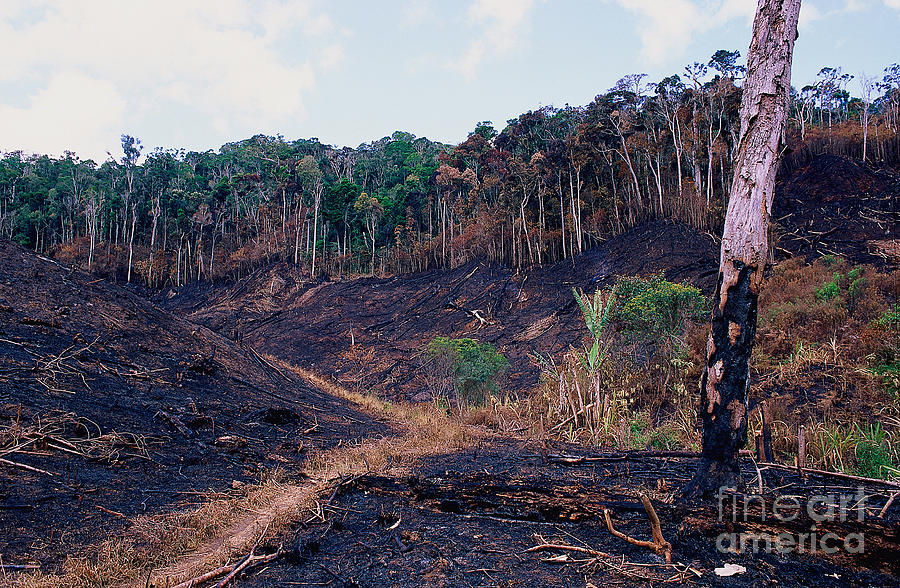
[127,203,136,283]
[148,192,160,287]
[311,193,320,277]
[683,0,801,498]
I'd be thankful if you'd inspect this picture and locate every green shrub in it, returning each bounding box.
[614,274,707,344]
[425,337,508,406]
[873,360,900,399]
[814,266,865,307]
[854,423,894,479]
[876,303,900,328]
[815,273,842,302]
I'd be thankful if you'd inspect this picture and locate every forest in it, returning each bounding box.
[2,54,898,286]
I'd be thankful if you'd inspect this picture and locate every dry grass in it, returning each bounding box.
[10,359,481,588]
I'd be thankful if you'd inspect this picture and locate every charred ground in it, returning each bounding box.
[0,239,387,570]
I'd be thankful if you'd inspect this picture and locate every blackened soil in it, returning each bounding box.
[239,442,900,587]
[0,239,389,570]
[774,154,899,266]
[165,221,719,401]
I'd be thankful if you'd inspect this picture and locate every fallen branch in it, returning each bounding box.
[547,402,597,433]
[878,491,900,519]
[758,461,900,488]
[249,348,292,383]
[169,550,283,588]
[95,505,127,519]
[0,456,56,476]
[525,543,608,557]
[542,450,702,463]
[603,493,672,563]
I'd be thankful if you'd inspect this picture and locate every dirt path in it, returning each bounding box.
[138,362,482,587]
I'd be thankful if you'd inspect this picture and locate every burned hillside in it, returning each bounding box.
[0,239,387,570]
[164,221,720,402]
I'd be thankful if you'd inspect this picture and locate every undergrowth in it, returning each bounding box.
[534,275,705,449]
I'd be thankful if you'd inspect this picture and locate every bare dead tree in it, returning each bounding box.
[683,0,802,498]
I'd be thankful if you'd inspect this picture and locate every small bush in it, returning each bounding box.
[854,423,895,479]
[425,337,508,406]
[877,303,900,328]
[614,274,707,345]
[815,279,841,302]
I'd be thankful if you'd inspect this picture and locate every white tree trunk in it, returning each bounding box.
[685,0,801,497]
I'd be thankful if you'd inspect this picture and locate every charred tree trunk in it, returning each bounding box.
[683,0,801,498]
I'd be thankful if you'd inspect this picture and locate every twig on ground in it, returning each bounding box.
[525,543,608,557]
[0,456,56,476]
[878,491,900,518]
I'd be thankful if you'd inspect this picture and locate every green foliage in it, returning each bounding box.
[815,272,843,301]
[614,274,707,344]
[572,286,616,375]
[426,337,508,405]
[877,304,900,328]
[872,360,900,399]
[814,267,866,308]
[854,422,895,479]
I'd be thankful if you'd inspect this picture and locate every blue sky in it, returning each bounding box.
[1,0,898,162]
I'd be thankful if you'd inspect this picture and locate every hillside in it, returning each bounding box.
[0,239,386,570]
[775,154,900,265]
[165,221,719,401]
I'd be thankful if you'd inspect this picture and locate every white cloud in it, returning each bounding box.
[885,0,900,11]
[0,71,126,161]
[401,0,436,27]
[607,0,754,65]
[799,2,824,32]
[450,0,538,79]
[611,0,701,65]
[0,0,338,160]
[608,0,756,64]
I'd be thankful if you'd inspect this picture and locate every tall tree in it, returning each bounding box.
[859,72,876,162]
[684,0,802,497]
[121,134,142,283]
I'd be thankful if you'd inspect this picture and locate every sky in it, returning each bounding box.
[1,0,898,162]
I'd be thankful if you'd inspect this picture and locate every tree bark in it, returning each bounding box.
[683,0,801,498]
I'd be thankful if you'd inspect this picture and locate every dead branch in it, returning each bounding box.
[249,348,292,382]
[95,505,126,519]
[169,550,282,588]
[214,549,254,588]
[603,493,672,563]
[758,461,900,488]
[878,491,900,519]
[525,543,608,557]
[0,456,56,476]
[542,450,701,464]
[547,402,596,433]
